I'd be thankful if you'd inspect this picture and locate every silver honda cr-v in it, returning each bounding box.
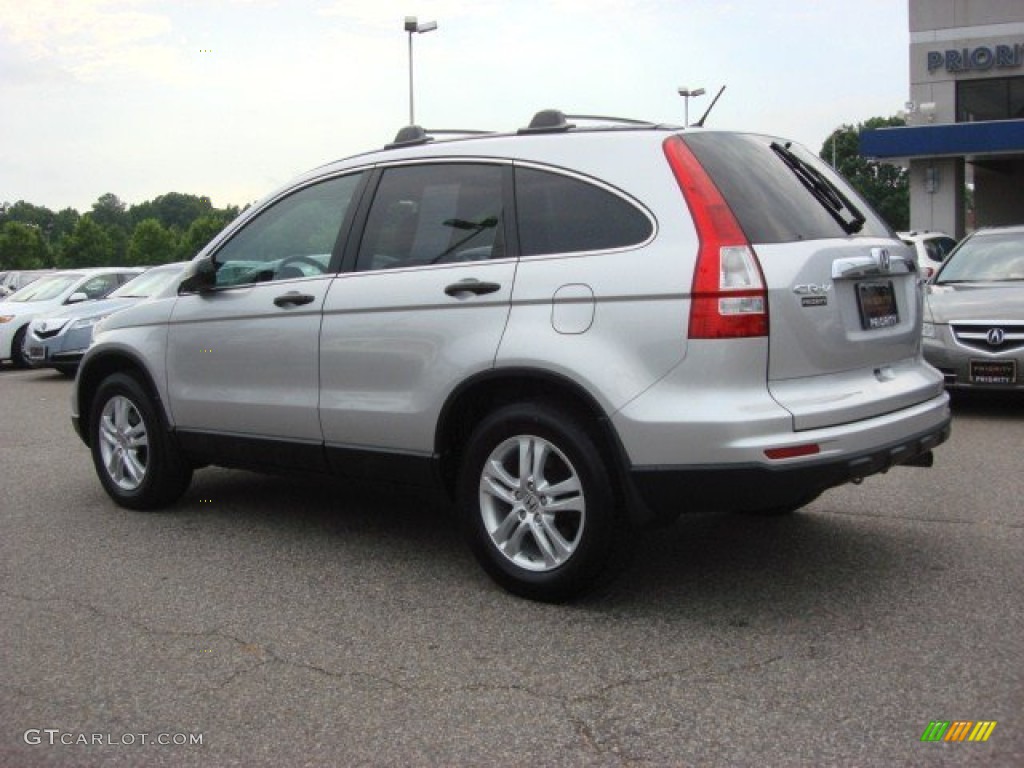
[72,111,951,601]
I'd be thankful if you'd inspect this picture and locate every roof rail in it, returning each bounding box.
[519,110,671,135]
[387,111,671,148]
[564,114,660,127]
[518,109,574,134]
[385,125,497,150]
[386,125,432,149]
[425,129,496,138]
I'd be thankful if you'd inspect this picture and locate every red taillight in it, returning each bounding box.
[663,136,768,339]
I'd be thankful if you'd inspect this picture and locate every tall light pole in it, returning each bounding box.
[677,86,706,127]
[405,16,437,125]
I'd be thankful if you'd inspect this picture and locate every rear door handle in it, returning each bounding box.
[444,279,501,297]
[274,291,316,307]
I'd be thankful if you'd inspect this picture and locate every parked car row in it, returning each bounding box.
[0,268,54,299]
[0,266,182,371]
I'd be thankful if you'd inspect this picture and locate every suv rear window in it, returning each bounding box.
[680,133,892,244]
[515,167,652,256]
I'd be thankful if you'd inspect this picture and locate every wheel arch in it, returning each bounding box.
[9,322,30,365]
[76,351,168,448]
[434,368,657,526]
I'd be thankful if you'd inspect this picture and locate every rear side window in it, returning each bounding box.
[515,167,652,257]
[927,236,957,262]
[680,133,892,243]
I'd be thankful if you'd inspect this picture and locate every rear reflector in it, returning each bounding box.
[663,136,768,339]
[765,444,821,460]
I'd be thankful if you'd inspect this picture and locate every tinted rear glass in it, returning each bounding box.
[680,133,892,243]
[515,168,652,256]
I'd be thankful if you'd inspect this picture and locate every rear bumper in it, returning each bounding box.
[629,417,951,516]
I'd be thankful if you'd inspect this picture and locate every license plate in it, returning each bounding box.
[857,281,899,330]
[28,345,45,361]
[970,360,1016,385]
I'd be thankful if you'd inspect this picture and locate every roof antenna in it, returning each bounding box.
[693,85,726,128]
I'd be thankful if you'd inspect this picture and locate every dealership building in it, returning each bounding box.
[860,0,1024,238]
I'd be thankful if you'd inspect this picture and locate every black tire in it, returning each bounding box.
[10,325,29,369]
[89,372,192,510]
[456,402,623,602]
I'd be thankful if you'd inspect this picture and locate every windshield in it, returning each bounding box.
[7,274,79,302]
[109,265,184,298]
[934,231,1024,284]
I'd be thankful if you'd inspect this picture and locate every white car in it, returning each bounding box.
[898,230,957,276]
[0,268,143,368]
[25,262,189,375]
[0,269,54,299]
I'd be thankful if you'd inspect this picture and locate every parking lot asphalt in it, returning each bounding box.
[1,365,1021,767]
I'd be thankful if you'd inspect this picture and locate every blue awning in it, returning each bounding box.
[860,120,1024,160]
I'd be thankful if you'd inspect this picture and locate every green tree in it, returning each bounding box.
[130,192,215,232]
[178,214,229,259]
[821,116,909,231]
[51,208,81,247]
[1,200,53,231]
[89,194,130,264]
[105,224,129,265]
[90,193,129,231]
[59,215,114,268]
[0,201,76,263]
[128,218,178,265]
[0,221,50,269]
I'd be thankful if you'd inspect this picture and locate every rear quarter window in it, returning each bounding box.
[680,133,892,244]
[514,167,653,256]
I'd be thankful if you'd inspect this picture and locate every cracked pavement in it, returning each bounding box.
[1,368,1021,767]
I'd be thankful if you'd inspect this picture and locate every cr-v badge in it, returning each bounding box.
[794,283,831,308]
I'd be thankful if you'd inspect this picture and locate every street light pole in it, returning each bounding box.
[405,16,437,125]
[677,86,706,127]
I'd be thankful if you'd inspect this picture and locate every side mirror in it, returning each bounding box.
[66,292,89,304]
[178,256,217,295]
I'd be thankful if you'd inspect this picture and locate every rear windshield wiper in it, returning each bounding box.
[770,141,866,235]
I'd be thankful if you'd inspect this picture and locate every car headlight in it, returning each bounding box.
[921,322,935,338]
[70,315,110,331]
[34,317,70,333]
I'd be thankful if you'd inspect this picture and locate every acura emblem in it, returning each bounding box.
[987,328,1005,346]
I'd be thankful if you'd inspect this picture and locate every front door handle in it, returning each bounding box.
[274,291,315,307]
[444,279,501,297]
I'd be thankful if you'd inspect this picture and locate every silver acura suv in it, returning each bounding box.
[72,111,951,601]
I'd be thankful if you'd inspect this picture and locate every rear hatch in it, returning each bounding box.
[681,132,940,431]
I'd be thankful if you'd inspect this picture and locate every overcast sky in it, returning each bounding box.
[0,0,910,213]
